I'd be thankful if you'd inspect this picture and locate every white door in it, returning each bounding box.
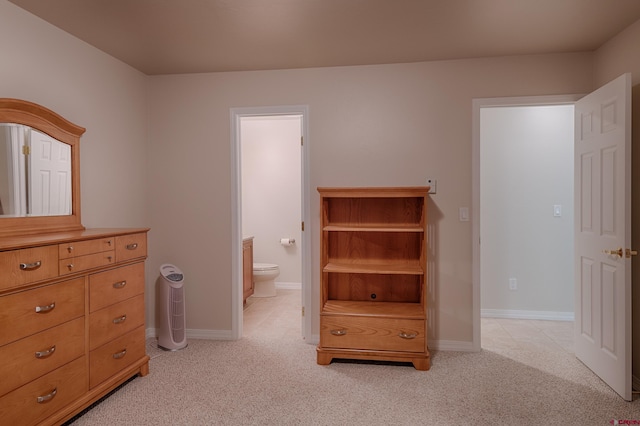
[574,73,632,401]
[28,129,72,216]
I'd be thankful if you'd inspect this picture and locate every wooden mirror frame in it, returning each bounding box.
[0,98,85,237]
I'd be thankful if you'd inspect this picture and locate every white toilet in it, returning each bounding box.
[252,263,280,297]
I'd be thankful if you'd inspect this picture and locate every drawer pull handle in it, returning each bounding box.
[35,302,55,313]
[35,345,56,358]
[330,329,347,336]
[398,332,417,339]
[66,263,74,271]
[113,281,127,289]
[113,314,127,324]
[20,261,42,270]
[113,349,127,359]
[67,246,73,253]
[107,240,112,246]
[126,243,138,250]
[37,388,57,403]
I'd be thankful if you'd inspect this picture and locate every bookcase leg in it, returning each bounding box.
[317,352,333,365]
[412,358,430,371]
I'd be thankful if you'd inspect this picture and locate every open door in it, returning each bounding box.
[574,73,632,401]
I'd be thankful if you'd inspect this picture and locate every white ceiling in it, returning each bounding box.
[9,0,640,75]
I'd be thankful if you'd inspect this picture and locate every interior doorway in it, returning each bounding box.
[471,95,582,350]
[230,105,311,341]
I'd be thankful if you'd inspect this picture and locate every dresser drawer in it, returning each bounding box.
[320,316,425,353]
[115,233,147,262]
[59,237,115,259]
[89,325,146,388]
[89,262,145,313]
[0,317,84,398]
[0,245,58,291]
[59,250,116,275]
[0,277,84,347]
[0,356,86,426]
[90,294,145,350]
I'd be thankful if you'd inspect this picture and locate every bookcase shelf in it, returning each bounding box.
[317,187,430,370]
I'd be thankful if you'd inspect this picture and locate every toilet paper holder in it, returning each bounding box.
[280,238,295,246]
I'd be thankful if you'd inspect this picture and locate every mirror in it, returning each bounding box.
[0,123,72,217]
[0,98,85,237]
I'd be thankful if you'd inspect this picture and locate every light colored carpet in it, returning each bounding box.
[67,291,639,425]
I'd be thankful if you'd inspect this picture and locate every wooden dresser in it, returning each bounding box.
[0,228,150,425]
[316,187,430,370]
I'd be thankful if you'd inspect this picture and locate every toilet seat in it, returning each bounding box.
[253,263,278,272]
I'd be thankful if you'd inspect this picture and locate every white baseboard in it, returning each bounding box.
[147,329,477,355]
[146,328,235,341]
[481,309,574,321]
[275,281,301,290]
[430,339,476,352]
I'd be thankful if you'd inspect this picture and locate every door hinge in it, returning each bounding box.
[301,136,304,146]
[22,145,30,155]
[301,221,304,231]
[301,306,305,316]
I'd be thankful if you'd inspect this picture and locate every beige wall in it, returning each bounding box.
[147,54,593,344]
[0,1,149,231]
[593,18,640,384]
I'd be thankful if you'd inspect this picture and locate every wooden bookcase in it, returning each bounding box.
[316,187,430,370]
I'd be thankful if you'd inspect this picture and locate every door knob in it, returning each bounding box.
[602,248,637,258]
[603,248,623,257]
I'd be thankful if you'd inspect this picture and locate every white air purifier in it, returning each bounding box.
[157,263,187,351]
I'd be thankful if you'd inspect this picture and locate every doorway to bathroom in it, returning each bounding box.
[230,105,311,342]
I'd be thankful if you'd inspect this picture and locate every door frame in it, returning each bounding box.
[471,94,583,351]
[230,105,312,341]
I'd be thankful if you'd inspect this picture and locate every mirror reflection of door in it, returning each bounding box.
[0,124,27,216]
[0,124,71,217]
[28,129,72,216]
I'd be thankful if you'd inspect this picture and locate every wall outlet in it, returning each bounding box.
[426,178,437,194]
[509,278,518,291]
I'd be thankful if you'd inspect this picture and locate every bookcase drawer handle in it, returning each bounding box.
[398,332,417,339]
[20,261,42,270]
[113,281,127,289]
[35,302,55,313]
[113,349,127,359]
[35,345,56,359]
[37,388,57,403]
[112,314,127,324]
[330,329,347,336]
[125,243,138,250]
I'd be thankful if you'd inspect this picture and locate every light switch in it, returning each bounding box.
[459,207,469,222]
[426,178,437,194]
[553,205,562,217]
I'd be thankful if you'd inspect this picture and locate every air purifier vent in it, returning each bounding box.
[158,263,188,351]
[170,286,185,343]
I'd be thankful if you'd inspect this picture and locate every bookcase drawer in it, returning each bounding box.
[320,315,425,353]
